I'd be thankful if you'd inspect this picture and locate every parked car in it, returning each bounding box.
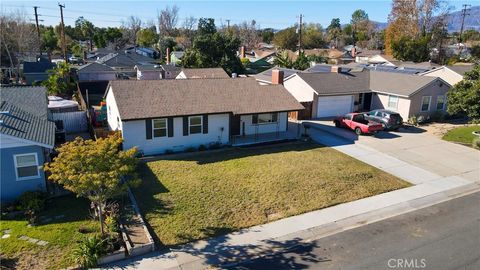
[365,109,403,130]
[68,56,83,64]
[334,113,383,135]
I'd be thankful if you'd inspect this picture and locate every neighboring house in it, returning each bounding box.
[255,67,300,85]
[136,47,158,59]
[22,58,56,85]
[162,64,182,79]
[420,64,475,86]
[105,78,303,155]
[96,52,156,76]
[176,68,230,79]
[170,51,185,65]
[0,86,56,202]
[283,67,450,120]
[135,65,164,80]
[77,62,116,82]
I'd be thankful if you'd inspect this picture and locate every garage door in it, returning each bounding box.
[316,95,353,118]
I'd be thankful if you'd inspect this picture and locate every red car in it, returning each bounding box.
[334,113,383,135]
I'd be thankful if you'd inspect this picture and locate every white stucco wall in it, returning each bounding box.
[239,112,288,135]
[283,75,316,102]
[371,93,411,120]
[121,114,230,155]
[106,87,122,131]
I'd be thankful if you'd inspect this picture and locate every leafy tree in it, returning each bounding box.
[447,65,480,120]
[273,27,298,50]
[303,23,325,49]
[75,17,95,50]
[197,18,216,35]
[93,32,107,48]
[350,9,371,46]
[471,45,480,60]
[156,36,177,60]
[42,62,76,95]
[41,27,58,54]
[137,28,158,47]
[327,18,342,48]
[391,35,430,62]
[293,51,310,70]
[44,134,138,235]
[262,28,274,43]
[70,41,85,57]
[273,51,293,69]
[385,0,420,55]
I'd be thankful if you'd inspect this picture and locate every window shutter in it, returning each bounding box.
[183,116,188,136]
[252,114,258,124]
[202,115,208,134]
[168,117,174,137]
[145,119,152,140]
[272,112,278,122]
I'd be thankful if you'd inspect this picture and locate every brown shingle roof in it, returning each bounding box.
[180,68,229,79]
[109,78,303,120]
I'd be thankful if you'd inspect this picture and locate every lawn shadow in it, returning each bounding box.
[0,256,19,270]
[395,125,426,134]
[156,141,326,165]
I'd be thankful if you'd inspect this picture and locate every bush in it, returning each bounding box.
[185,146,197,152]
[408,115,418,126]
[198,144,207,151]
[17,191,47,225]
[73,235,107,268]
[431,111,446,122]
[473,137,480,149]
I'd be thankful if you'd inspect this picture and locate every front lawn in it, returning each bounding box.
[442,125,480,145]
[134,142,410,246]
[0,195,98,270]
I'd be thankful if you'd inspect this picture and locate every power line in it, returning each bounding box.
[33,6,43,55]
[59,3,67,61]
[459,4,471,43]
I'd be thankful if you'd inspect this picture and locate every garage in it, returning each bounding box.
[316,95,353,118]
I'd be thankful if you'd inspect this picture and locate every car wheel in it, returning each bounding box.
[334,121,341,128]
[355,127,362,135]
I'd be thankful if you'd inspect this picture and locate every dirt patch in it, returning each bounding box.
[420,119,473,138]
[1,246,65,270]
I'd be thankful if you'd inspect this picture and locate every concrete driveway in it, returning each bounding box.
[305,120,480,183]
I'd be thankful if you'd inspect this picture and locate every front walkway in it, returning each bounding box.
[101,124,479,270]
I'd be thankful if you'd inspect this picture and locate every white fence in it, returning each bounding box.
[51,111,88,134]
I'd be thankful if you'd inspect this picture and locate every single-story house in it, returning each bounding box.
[176,68,230,79]
[105,78,303,155]
[22,58,56,85]
[420,64,475,86]
[136,47,158,59]
[255,67,300,85]
[135,64,164,80]
[96,52,156,76]
[0,86,56,202]
[77,62,116,82]
[283,67,451,120]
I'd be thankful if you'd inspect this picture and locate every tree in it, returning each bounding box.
[303,23,325,49]
[273,27,298,50]
[391,35,430,62]
[273,51,293,69]
[471,45,480,60]
[122,16,142,45]
[261,28,274,44]
[447,65,480,120]
[137,28,158,47]
[75,17,95,50]
[327,18,342,48]
[42,62,75,95]
[157,5,179,36]
[293,51,310,70]
[42,26,58,54]
[44,134,138,235]
[197,18,216,35]
[385,0,420,55]
[156,36,177,60]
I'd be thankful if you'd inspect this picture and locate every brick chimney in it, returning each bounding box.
[166,47,171,64]
[351,47,356,58]
[331,66,342,73]
[240,46,245,58]
[271,69,284,85]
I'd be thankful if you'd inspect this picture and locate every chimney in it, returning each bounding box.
[271,69,284,85]
[166,47,171,64]
[240,46,245,58]
[351,47,356,58]
[331,66,342,73]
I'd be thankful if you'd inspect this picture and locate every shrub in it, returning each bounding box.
[473,137,480,149]
[408,115,418,126]
[417,115,430,124]
[17,191,47,225]
[73,235,107,268]
[431,111,446,122]
[198,144,207,151]
[185,146,197,152]
[105,215,119,234]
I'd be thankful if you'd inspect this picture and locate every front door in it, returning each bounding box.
[363,93,372,111]
[230,115,241,136]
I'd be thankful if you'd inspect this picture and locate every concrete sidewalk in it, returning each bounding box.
[101,127,479,270]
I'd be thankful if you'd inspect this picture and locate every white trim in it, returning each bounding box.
[13,152,40,181]
[0,133,53,149]
[188,115,203,134]
[421,96,432,112]
[436,95,446,111]
[152,118,168,138]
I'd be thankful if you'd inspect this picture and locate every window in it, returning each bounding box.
[189,116,202,134]
[421,96,431,112]
[436,95,445,110]
[358,93,363,105]
[152,118,167,137]
[14,153,39,180]
[344,114,353,120]
[257,113,277,124]
[387,95,399,109]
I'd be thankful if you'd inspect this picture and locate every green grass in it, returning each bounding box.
[0,195,98,269]
[134,142,410,246]
[442,125,480,145]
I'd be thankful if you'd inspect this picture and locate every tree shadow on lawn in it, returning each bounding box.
[158,141,326,165]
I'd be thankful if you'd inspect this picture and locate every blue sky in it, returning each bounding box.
[1,0,479,29]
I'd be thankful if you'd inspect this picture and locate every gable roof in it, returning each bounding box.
[108,78,303,121]
[296,71,371,96]
[254,67,300,83]
[0,86,49,119]
[369,71,439,97]
[180,68,229,79]
[23,61,55,73]
[77,62,115,73]
[97,52,155,68]
[447,64,475,76]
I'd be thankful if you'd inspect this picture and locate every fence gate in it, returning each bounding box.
[51,111,88,134]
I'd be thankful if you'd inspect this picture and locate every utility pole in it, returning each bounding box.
[226,19,230,29]
[58,3,67,62]
[33,6,43,56]
[459,4,471,43]
[298,14,303,52]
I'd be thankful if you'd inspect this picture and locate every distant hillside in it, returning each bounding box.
[372,21,388,30]
[446,6,480,32]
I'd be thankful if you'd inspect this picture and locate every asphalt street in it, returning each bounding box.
[227,191,480,270]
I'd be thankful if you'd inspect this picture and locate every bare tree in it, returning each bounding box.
[157,5,179,36]
[122,16,142,46]
[227,20,260,49]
